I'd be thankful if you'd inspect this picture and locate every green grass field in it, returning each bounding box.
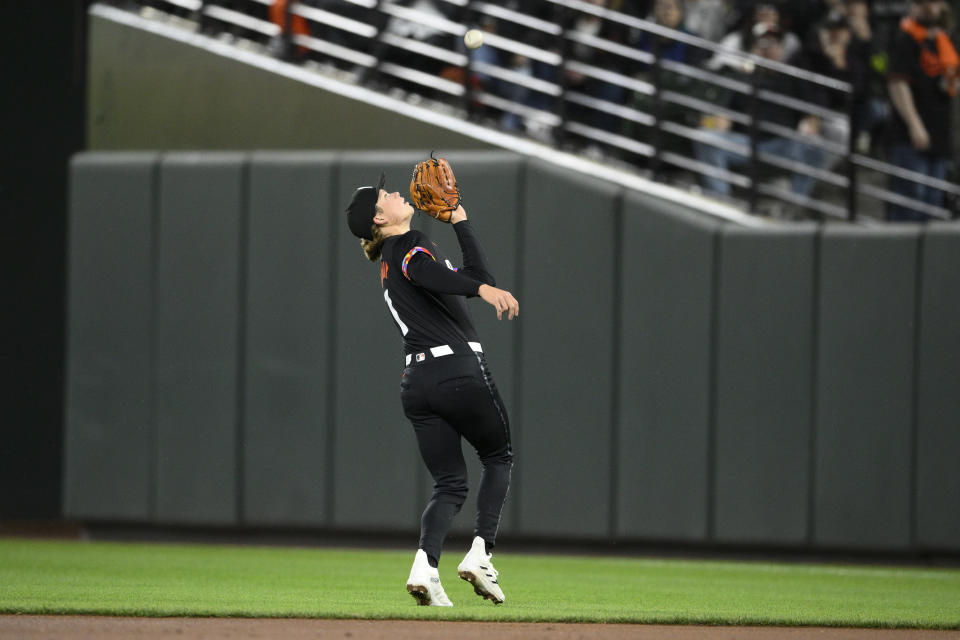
[0,538,958,628]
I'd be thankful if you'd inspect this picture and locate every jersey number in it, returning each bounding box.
[384,289,409,336]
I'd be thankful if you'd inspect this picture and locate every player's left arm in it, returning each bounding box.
[450,205,496,287]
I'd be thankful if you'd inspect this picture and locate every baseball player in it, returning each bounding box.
[346,170,518,607]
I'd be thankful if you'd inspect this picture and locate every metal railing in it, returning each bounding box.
[126,0,959,222]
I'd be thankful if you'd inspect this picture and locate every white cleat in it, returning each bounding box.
[457,536,505,604]
[406,549,453,607]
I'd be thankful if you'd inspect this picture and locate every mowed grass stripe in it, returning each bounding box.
[0,539,958,628]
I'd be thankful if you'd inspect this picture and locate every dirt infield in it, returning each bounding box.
[3,616,959,639]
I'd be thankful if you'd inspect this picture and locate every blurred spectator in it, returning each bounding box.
[635,0,697,63]
[682,0,732,41]
[845,0,873,42]
[267,0,375,62]
[794,0,845,43]
[694,26,828,200]
[498,0,558,38]
[564,0,633,132]
[499,54,540,132]
[706,2,802,72]
[268,0,312,58]
[384,0,448,46]
[803,10,860,164]
[467,17,503,93]
[625,0,708,157]
[805,0,890,146]
[844,0,893,142]
[886,0,958,221]
[808,10,858,78]
[379,0,458,89]
[464,16,559,135]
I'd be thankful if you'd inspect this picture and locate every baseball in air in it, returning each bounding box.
[464,29,484,49]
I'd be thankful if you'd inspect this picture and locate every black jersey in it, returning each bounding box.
[379,221,496,356]
[888,29,956,158]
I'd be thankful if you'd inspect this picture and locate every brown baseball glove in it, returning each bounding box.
[409,154,461,223]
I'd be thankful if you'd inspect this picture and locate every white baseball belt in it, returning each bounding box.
[406,342,482,365]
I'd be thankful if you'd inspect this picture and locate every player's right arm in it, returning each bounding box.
[402,231,518,320]
[478,284,519,320]
[401,231,482,296]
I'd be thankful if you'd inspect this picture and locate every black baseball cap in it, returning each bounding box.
[346,172,386,241]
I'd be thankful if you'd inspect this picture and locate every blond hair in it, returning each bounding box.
[360,210,386,261]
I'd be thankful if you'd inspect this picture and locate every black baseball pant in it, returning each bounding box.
[400,352,513,566]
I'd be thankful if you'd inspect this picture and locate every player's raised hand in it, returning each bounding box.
[478,284,519,320]
[450,205,468,224]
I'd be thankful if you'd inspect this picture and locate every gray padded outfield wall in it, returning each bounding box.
[242,153,337,527]
[154,153,245,525]
[915,224,960,549]
[516,161,619,538]
[65,151,960,553]
[814,227,919,550]
[713,226,816,545]
[617,193,720,542]
[65,153,157,521]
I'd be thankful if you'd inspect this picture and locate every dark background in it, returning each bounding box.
[1,2,89,519]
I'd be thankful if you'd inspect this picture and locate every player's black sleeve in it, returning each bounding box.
[452,220,496,287]
[406,254,482,296]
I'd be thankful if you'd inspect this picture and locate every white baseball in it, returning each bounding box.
[464,29,484,49]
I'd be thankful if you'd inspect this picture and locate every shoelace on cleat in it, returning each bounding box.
[478,562,499,581]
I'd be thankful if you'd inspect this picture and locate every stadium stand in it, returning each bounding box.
[104,0,958,222]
